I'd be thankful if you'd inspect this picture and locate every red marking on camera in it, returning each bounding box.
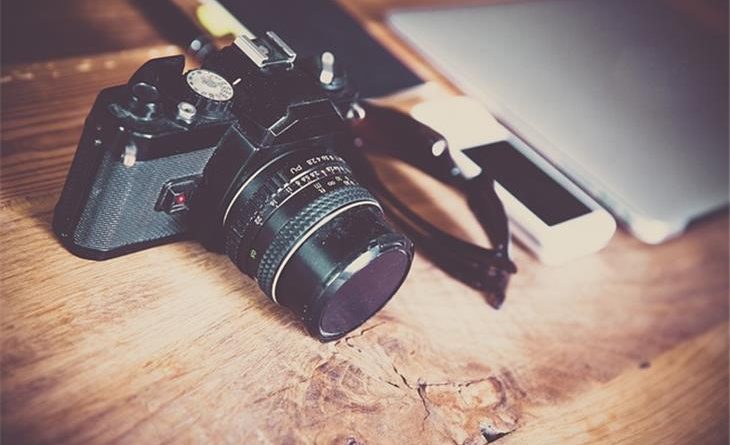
[174,194,187,205]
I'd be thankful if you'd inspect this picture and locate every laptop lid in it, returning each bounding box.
[389,0,729,242]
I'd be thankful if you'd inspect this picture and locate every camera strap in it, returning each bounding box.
[348,102,517,308]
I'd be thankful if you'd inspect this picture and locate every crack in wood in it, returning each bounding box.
[417,378,490,389]
[343,321,386,349]
[334,322,522,442]
[390,363,414,390]
[416,381,432,423]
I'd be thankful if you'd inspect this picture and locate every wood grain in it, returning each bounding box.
[1,0,172,64]
[1,2,728,444]
[497,323,729,445]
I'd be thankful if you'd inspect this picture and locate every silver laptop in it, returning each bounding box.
[389,0,729,243]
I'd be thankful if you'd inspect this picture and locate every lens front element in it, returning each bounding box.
[319,246,411,338]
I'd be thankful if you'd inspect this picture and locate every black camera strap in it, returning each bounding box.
[348,102,517,308]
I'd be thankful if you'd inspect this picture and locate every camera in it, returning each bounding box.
[52,32,414,341]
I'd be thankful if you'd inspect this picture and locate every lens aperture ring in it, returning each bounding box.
[254,185,379,303]
[223,150,353,271]
[225,178,286,263]
[241,172,364,275]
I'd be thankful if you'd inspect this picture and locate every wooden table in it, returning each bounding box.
[2,1,728,444]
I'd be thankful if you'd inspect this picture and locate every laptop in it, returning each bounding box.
[388,0,729,243]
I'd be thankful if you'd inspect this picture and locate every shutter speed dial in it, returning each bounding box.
[182,69,234,118]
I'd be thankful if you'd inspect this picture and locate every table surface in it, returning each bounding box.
[2,1,728,444]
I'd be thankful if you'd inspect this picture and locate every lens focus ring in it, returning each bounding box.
[254,185,377,300]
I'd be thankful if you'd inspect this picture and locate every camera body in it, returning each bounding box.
[54,33,357,259]
[54,32,413,341]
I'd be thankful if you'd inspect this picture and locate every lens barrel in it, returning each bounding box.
[204,143,412,341]
[274,205,411,340]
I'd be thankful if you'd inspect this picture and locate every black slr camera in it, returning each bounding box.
[53,32,414,341]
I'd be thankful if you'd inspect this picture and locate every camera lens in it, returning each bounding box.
[273,205,411,340]
[202,143,412,341]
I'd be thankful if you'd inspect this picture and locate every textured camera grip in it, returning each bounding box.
[71,148,216,254]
